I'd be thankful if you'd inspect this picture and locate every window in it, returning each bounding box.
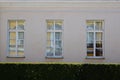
[46,20,63,58]
[86,20,104,58]
[8,20,25,57]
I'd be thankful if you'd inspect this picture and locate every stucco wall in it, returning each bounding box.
[0,2,120,63]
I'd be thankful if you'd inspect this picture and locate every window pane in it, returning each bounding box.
[95,21,102,30]
[55,48,62,56]
[55,41,62,48]
[87,21,94,30]
[9,39,16,45]
[18,51,24,56]
[87,43,94,56]
[9,51,16,56]
[17,45,24,50]
[96,49,103,56]
[55,21,62,30]
[87,43,94,49]
[47,40,54,47]
[96,32,102,41]
[47,21,54,30]
[55,32,62,40]
[47,32,54,40]
[18,32,24,39]
[47,32,54,47]
[19,40,24,45]
[87,51,94,56]
[87,32,94,56]
[9,20,16,30]
[87,32,94,43]
[96,41,102,48]
[17,20,24,30]
[46,47,54,56]
[10,32,16,39]
[9,45,16,51]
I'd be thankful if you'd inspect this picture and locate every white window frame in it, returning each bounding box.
[86,20,104,59]
[46,20,63,58]
[7,20,25,57]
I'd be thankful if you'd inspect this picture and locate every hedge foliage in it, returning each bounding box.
[0,63,120,80]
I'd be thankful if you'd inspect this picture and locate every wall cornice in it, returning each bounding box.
[0,1,120,8]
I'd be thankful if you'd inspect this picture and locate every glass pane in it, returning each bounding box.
[18,51,24,56]
[96,41,102,48]
[9,39,16,45]
[55,21,62,30]
[9,20,16,30]
[87,32,94,54]
[96,49,103,56]
[47,32,54,40]
[9,51,16,56]
[19,40,24,45]
[17,20,24,30]
[10,32,16,39]
[18,32,24,39]
[17,45,24,50]
[87,43,94,49]
[95,21,102,30]
[87,32,94,43]
[47,32,54,47]
[55,41,62,48]
[47,20,54,30]
[87,51,94,56]
[47,40,54,47]
[9,45,16,51]
[55,32,62,40]
[87,21,94,30]
[96,32,102,41]
[55,48,62,56]
[46,47,54,56]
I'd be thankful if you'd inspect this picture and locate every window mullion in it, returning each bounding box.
[53,21,56,57]
[16,21,18,56]
[93,21,96,57]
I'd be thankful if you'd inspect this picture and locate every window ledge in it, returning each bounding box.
[7,56,25,58]
[86,56,105,59]
[45,56,64,59]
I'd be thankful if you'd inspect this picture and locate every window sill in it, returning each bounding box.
[45,56,64,59]
[86,56,105,59]
[7,56,25,58]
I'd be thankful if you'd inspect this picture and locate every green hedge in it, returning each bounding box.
[0,63,120,80]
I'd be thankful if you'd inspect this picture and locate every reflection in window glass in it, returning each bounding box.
[8,20,25,57]
[55,21,62,30]
[87,20,103,57]
[96,32,102,41]
[18,32,24,39]
[9,20,16,30]
[18,20,24,30]
[47,20,54,30]
[46,20,63,57]
[95,22,102,30]
[87,21,94,30]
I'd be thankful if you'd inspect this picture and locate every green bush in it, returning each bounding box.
[0,63,120,80]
